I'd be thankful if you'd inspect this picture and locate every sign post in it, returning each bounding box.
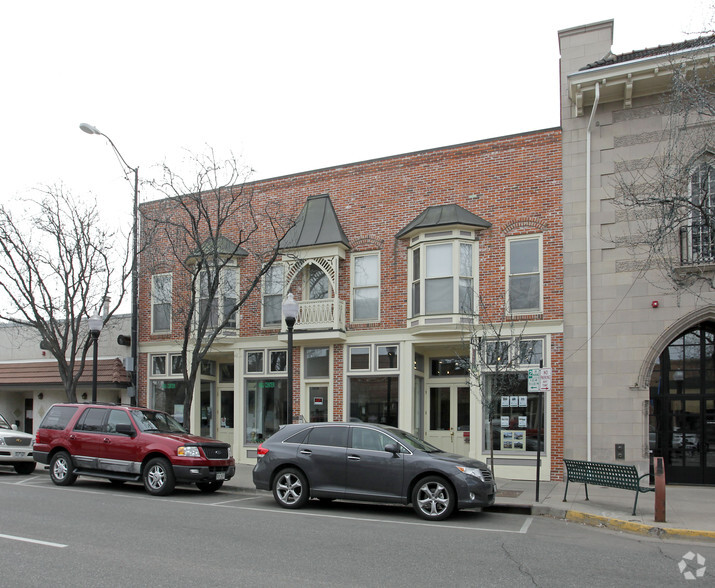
[529,365,551,502]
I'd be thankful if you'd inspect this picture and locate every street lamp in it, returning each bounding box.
[88,313,104,404]
[80,123,139,406]
[282,293,299,425]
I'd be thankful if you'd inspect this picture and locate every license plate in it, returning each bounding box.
[216,471,225,481]
[13,452,26,458]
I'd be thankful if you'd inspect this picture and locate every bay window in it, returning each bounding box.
[409,239,475,317]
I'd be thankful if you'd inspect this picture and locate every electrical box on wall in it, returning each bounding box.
[615,443,625,460]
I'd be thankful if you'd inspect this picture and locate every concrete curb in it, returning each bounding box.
[560,510,715,542]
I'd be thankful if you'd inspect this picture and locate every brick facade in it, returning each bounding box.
[137,129,564,479]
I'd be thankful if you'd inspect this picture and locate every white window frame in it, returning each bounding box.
[262,263,284,328]
[151,273,172,334]
[506,234,543,315]
[408,237,476,318]
[198,266,239,330]
[351,251,380,322]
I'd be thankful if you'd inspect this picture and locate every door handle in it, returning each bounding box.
[347,455,360,461]
[300,449,312,455]
[450,430,455,439]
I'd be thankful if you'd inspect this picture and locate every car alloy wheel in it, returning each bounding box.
[143,457,176,496]
[412,476,455,521]
[273,467,309,509]
[49,451,77,486]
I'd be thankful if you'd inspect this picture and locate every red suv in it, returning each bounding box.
[33,403,235,496]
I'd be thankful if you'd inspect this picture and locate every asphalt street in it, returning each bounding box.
[1,470,714,587]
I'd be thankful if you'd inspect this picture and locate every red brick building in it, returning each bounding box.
[137,128,563,480]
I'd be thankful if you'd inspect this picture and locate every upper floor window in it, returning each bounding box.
[262,264,284,327]
[151,274,172,333]
[352,252,380,321]
[199,267,238,329]
[507,235,542,314]
[683,160,715,264]
[409,240,475,317]
[307,264,331,300]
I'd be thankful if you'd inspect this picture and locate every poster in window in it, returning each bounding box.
[501,396,510,408]
[501,430,513,450]
[519,396,527,407]
[513,431,525,450]
[509,396,519,407]
[518,415,527,428]
[500,416,509,428]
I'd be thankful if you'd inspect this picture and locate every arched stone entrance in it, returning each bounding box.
[649,321,715,485]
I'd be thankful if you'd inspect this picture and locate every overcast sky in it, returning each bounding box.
[1,0,712,228]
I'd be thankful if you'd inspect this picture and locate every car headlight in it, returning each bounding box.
[0,438,5,446]
[457,466,486,482]
[178,446,201,457]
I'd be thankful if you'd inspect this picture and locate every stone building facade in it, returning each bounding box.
[559,20,715,484]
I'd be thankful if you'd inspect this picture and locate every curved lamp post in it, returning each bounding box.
[282,293,299,425]
[88,313,104,404]
[80,123,139,406]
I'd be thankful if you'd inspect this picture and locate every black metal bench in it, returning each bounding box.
[563,459,654,516]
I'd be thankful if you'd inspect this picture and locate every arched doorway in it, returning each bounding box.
[650,322,715,484]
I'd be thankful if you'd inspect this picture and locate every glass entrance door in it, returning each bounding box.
[309,385,328,422]
[425,386,470,455]
[200,381,215,438]
[650,323,715,484]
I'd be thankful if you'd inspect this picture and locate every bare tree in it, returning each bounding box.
[460,295,536,476]
[142,149,294,432]
[0,186,130,401]
[612,39,715,294]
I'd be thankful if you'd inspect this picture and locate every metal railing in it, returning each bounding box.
[680,224,715,265]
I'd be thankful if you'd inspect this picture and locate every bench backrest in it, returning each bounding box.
[564,459,640,489]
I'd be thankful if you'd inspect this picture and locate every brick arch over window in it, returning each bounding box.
[501,218,548,235]
[637,305,715,388]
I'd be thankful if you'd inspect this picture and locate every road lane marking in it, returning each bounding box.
[218,505,532,533]
[519,517,534,534]
[0,533,66,548]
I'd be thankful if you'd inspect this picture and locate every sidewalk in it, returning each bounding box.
[224,463,715,541]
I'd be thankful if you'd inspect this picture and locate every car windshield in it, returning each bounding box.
[0,413,11,429]
[386,428,442,453]
[130,410,187,434]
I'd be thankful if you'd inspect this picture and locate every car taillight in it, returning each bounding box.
[256,443,269,457]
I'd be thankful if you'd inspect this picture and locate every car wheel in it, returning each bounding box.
[49,451,77,486]
[272,467,309,509]
[196,481,224,493]
[412,476,455,521]
[143,457,175,496]
[14,462,36,475]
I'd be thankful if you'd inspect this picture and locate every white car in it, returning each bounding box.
[0,412,35,474]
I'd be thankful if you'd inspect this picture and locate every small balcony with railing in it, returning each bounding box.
[279,297,347,344]
[679,224,715,267]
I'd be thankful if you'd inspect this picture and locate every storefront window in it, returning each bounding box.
[349,376,399,427]
[151,380,188,425]
[483,373,544,453]
[245,379,288,444]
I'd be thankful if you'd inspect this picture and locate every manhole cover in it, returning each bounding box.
[497,490,523,498]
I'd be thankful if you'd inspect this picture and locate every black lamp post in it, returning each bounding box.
[80,122,139,406]
[282,293,299,425]
[88,313,103,404]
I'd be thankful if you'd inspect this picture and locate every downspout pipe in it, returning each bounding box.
[586,82,600,462]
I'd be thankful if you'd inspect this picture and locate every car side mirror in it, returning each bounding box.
[115,423,136,437]
[384,443,400,455]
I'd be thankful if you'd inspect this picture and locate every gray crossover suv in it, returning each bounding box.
[253,422,496,521]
